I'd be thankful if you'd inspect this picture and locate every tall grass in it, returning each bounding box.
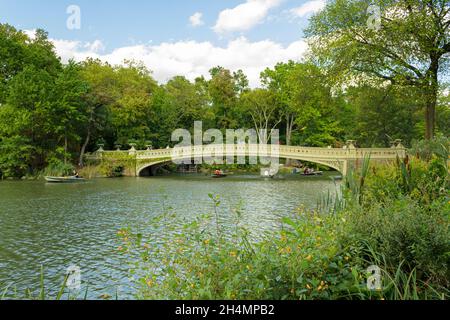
[0,266,83,300]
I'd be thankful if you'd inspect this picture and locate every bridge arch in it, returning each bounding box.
[136,155,344,177]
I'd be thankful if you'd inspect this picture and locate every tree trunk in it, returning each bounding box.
[79,111,94,167]
[64,133,68,166]
[425,96,436,140]
[425,60,439,140]
[78,127,91,167]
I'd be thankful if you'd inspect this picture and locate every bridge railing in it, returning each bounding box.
[86,144,406,161]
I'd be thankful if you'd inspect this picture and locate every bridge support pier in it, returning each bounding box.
[342,160,348,177]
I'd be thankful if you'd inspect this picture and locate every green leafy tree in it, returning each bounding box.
[306,0,450,139]
[241,89,282,144]
[0,24,29,103]
[208,67,239,129]
[79,59,117,162]
[165,76,207,129]
[262,62,343,147]
[111,62,157,145]
[346,85,422,146]
[0,105,34,178]
[51,61,89,165]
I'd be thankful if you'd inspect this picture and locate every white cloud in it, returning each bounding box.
[189,12,204,27]
[84,40,105,53]
[51,37,308,87]
[290,0,326,18]
[213,0,282,34]
[23,29,37,40]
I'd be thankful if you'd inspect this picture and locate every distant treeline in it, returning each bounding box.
[0,16,449,177]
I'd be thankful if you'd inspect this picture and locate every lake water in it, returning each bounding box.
[0,174,339,299]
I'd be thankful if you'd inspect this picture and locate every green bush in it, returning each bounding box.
[41,159,75,177]
[410,135,449,163]
[342,197,449,287]
[0,136,34,179]
[363,157,448,206]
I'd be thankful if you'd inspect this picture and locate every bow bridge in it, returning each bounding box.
[86,140,406,177]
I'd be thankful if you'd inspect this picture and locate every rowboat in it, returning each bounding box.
[45,176,86,183]
[211,170,227,178]
[301,171,324,176]
[211,173,227,178]
[261,169,276,178]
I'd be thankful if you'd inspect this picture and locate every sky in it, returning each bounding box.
[0,0,327,86]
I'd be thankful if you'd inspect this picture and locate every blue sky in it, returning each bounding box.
[0,0,326,86]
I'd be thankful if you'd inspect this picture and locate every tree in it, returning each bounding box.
[208,67,239,129]
[79,59,116,164]
[165,76,206,129]
[306,0,450,139]
[0,136,34,178]
[0,24,29,103]
[233,69,250,95]
[346,85,422,146]
[111,62,157,145]
[52,61,89,165]
[0,104,34,178]
[262,62,343,147]
[241,89,282,144]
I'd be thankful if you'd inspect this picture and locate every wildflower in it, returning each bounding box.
[306,255,313,262]
[285,246,292,254]
[229,251,237,257]
[204,239,210,245]
[146,279,154,287]
[306,284,312,290]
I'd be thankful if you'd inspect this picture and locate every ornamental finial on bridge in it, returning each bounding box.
[96,144,104,153]
[391,139,404,149]
[346,140,357,149]
[394,139,404,149]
